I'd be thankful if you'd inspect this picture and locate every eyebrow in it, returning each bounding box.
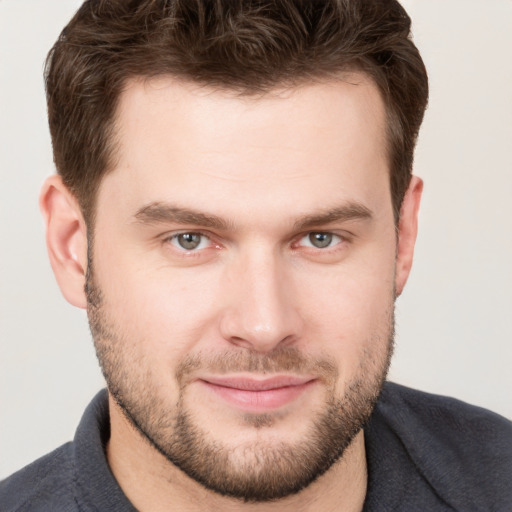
[292,203,373,231]
[134,202,232,230]
[133,201,373,231]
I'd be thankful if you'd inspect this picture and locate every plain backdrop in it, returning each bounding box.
[1,0,511,479]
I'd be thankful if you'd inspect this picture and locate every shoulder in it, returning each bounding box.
[378,382,512,446]
[372,382,512,510]
[0,442,78,512]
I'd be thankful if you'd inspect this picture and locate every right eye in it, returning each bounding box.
[168,232,212,251]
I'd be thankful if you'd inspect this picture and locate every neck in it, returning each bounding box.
[107,396,368,512]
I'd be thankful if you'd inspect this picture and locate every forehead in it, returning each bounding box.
[101,74,390,225]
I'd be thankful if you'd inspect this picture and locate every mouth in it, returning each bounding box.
[197,375,317,413]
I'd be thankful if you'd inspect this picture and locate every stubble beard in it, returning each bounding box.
[86,266,394,503]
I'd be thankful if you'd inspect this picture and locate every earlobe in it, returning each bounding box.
[39,175,88,309]
[395,175,423,297]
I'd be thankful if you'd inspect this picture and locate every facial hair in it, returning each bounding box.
[86,266,394,502]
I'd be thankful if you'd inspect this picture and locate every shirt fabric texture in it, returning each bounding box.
[1,382,511,511]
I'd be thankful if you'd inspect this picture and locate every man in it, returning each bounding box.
[1,1,510,511]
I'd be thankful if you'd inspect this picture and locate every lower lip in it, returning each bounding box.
[200,380,315,412]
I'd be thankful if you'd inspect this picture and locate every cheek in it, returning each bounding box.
[295,252,395,372]
[298,249,395,326]
[93,247,225,360]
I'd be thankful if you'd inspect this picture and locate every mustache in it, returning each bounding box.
[176,346,338,385]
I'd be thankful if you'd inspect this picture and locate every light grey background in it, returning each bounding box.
[1,0,511,479]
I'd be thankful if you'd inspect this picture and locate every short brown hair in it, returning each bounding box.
[45,0,428,225]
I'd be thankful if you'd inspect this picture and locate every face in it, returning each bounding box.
[87,75,401,501]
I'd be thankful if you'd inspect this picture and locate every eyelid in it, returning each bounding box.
[292,230,352,251]
[299,232,340,246]
[160,228,351,254]
[162,230,218,252]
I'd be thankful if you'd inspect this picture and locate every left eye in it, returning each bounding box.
[169,233,211,251]
[298,232,342,249]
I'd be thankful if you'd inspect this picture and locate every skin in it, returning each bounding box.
[40,73,422,511]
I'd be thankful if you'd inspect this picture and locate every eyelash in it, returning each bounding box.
[294,232,344,251]
[164,231,218,255]
[162,230,349,256]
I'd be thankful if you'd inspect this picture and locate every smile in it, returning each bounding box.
[198,375,317,413]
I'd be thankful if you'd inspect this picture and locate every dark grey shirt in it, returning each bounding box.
[1,383,511,511]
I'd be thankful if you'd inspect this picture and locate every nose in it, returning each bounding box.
[219,249,303,353]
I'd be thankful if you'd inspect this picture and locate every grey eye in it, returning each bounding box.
[175,233,203,250]
[308,232,333,248]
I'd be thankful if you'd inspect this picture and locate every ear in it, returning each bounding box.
[395,175,423,297]
[39,175,88,309]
